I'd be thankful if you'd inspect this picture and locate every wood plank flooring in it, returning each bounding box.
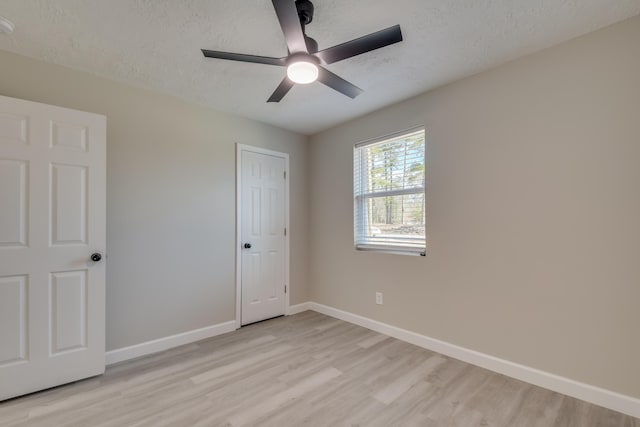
[1,311,638,426]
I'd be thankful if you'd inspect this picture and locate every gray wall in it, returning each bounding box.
[308,15,640,399]
[0,50,309,351]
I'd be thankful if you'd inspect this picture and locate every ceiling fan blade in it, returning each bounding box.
[317,67,363,99]
[271,0,308,54]
[315,24,403,65]
[201,50,285,66]
[267,77,295,103]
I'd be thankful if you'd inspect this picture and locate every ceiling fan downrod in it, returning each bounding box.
[296,0,318,53]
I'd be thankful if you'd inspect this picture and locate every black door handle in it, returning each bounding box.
[244,243,252,249]
[90,252,103,262]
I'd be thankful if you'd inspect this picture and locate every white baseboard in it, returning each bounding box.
[308,302,640,419]
[105,320,236,366]
[107,304,314,367]
[288,302,312,315]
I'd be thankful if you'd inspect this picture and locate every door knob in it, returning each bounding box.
[90,252,103,262]
[244,243,252,249]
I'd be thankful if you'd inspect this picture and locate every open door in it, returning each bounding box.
[0,95,106,400]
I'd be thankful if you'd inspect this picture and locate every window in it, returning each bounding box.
[353,127,425,255]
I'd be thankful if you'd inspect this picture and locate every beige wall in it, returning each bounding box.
[0,50,309,351]
[1,12,638,400]
[309,15,640,398]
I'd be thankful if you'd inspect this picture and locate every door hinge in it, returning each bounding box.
[285,285,287,293]
[284,171,286,179]
[284,227,287,236]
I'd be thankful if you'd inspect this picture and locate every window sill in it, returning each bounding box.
[355,245,426,257]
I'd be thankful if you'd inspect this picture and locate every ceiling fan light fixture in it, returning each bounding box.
[286,61,318,84]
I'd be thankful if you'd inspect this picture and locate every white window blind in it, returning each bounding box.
[353,128,425,254]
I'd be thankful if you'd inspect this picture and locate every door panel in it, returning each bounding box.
[0,275,28,366]
[0,95,106,401]
[50,163,88,245]
[50,121,88,152]
[50,270,88,354]
[0,160,28,247]
[0,112,28,145]
[240,149,287,325]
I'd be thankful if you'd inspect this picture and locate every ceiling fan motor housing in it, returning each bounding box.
[296,0,314,25]
[286,52,320,67]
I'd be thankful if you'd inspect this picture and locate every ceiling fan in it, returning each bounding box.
[201,0,403,102]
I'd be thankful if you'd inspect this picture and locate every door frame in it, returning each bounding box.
[235,143,290,329]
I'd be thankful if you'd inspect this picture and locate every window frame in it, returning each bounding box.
[353,126,426,256]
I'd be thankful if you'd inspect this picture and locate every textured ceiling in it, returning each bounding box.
[0,1,639,135]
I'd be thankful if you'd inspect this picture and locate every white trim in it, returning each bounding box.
[283,154,291,315]
[236,144,290,159]
[235,144,290,327]
[354,125,425,148]
[355,243,425,255]
[105,321,236,366]
[103,301,640,417]
[353,128,426,254]
[235,145,242,330]
[308,302,640,419]
[287,302,312,315]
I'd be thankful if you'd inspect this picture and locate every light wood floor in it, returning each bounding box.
[1,311,638,427]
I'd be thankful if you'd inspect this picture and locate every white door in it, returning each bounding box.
[0,95,106,401]
[239,147,288,326]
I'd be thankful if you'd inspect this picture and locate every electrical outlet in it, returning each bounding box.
[376,292,383,305]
